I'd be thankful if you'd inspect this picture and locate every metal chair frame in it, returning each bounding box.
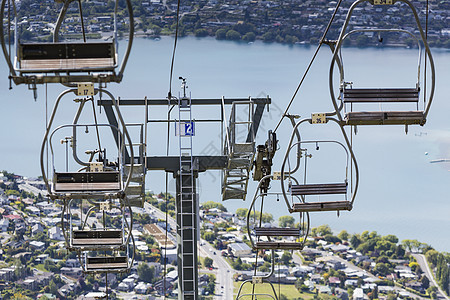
[329,0,435,126]
[0,0,134,85]
[280,117,359,213]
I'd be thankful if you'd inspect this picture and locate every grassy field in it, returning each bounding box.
[233,281,316,299]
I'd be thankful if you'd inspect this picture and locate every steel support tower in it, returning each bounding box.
[99,96,270,299]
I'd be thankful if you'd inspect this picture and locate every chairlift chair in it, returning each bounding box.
[247,175,309,251]
[40,88,134,201]
[235,249,279,300]
[280,117,359,214]
[0,0,134,86]
[61,197,133,252]
[329,0,435,127]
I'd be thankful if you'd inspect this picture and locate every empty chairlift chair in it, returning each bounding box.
[329,0,435,127]
[280,118,358,214]
[61,195,135,274]
[44,123,130,199]
[0,0,134,86]
[235,248,280,300]
[247,175,309,251]
[61,197,133,252]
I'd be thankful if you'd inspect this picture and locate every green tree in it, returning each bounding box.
[427,286,437,299]
[338,230,350,241]
[374,262,390,276]
[202,231,216,242]
[44,258,58,272]
[425,249,439,266]
[236,208,248,218]
[137,263,155,283]
[278,215,295,228]
[194,29,209,37]
[383,234,399,244]
[215,28,227,40]
[281,251,292,265]
[202,201,227,212]
[204,257,213,269]
[262,31,275,42]
[261,213,273,223]
[312,225,332,237]
[226,29,241,40]
[242,32,256,42]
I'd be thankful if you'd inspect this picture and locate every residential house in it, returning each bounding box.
[65,259,80,268]
[329,276,341,287]
[0,218,9,231]
[60,267,82,278]
[353,288,364,300]
[30,241,46,251]
[153,278,173,295]
[228,242,252,257]
[292,265,314,277]
[310,274,322,283]
[326,259,346,270]
[35,254,49,263]
[330,244,350,253]
[302,247,322,259]
[166,270,178,282]
[135,282,151,294]
[25,206,40,216]
[118,278,135,292]
[361,283,377,291]
[405,281,425,294]
[48,226,64,240]
[36,202,56,215]
[345,279,358,287]
[0,267,15,281]
[31,223,44,236]
[318,285,332,294]
[274,265,289,275]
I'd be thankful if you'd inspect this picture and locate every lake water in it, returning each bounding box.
[1,37,449,251]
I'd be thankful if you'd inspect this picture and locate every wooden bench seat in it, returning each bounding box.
[343,88,419,103]
[53,171,120,192]
[72,230,123,247]
[345,111,425,125]
[86,256,128,271]
[18,41,116,73]
[342,88,425,125]
[292,201,352,212]
[290,183,347,196]
[255,241,304,250]
[254,228,300,237]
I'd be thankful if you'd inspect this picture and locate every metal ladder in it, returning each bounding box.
[222,100,255,200]
[124,123,147,207]
[177,89,197,299]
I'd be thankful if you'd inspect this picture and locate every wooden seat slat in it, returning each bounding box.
[254,228,300,237]
[292,201,352,212]
[53,171,121,192]
[86,256,128,270]
[18,42,116,73]
[291,183,347,196]
[343,88,419,103]
[345,111,425,125]
[255,242,304,250]
[72,230,123,246]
